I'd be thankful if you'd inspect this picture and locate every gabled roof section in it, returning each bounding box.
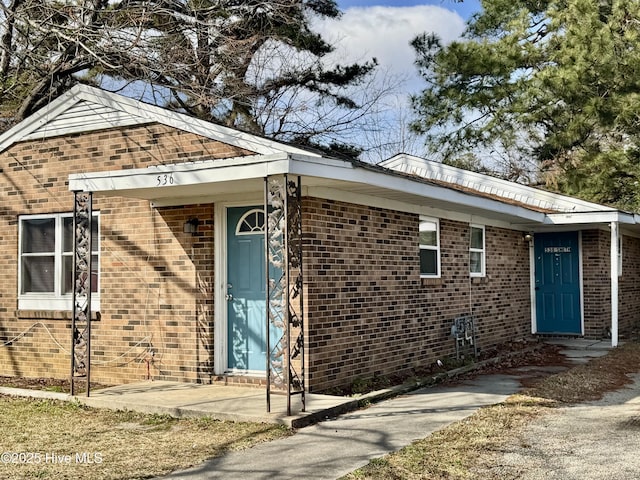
[0,84,320,157]
[380,154,615,214]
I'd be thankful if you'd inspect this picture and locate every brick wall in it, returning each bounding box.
[303,198,532,393]
[0,124,249,385]
[3,121,630,390]
[581,230,611,339]
[471,226,532,343]
[619,235,640,337]
[581,230,640,340]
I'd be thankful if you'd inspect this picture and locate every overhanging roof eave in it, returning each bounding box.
[68,152,549,225]
[544,211,636,225]
[290,155,547,224]
[68,152,293,195]
[383,153,617,214]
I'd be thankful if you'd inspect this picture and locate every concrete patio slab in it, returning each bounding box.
[74,381,356,428]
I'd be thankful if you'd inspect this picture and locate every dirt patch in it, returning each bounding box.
[526,342,640,403]
[469,342,570,379]
[0,375,108,394]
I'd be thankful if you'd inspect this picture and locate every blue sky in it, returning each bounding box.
[337,0,482,19]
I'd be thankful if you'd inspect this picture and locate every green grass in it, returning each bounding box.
[0,395,291,480]
[43,386,65,393]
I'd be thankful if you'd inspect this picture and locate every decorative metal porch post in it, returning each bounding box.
[70,191,93,397]
[265,175,305,415]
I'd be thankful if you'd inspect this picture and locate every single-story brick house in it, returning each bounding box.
[1,85,638,396]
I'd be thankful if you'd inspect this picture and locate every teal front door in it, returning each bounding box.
[226,206,269,371]
[534,232,582,334]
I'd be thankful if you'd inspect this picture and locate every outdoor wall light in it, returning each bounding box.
[184,218,201,235]
[523,233,533,242]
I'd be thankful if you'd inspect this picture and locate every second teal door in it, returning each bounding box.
[534,232,581,334]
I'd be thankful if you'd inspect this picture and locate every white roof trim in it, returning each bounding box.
[290,159,546,223]
[67,151,640,230]
[69,152,348,190]
[545,211,636,225]
[7,87,620,229]
[69,152,547,224]
[380,153,614,214]
[69,152,292,193]
[0,84,320,157]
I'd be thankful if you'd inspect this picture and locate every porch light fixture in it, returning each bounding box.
[523,233,533,242]
[184,218,201,235]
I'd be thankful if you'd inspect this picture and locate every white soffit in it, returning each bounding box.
[544,211,636,225]
[381,154,615,214]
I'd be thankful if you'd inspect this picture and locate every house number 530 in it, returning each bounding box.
[157,173,174,186]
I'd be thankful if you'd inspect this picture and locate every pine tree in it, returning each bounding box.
[411,0,640,210]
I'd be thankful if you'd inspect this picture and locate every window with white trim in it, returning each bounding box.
[618,231,623,277]
[419,217,440,277]
[470,225,485,277]
[19,212,99,311]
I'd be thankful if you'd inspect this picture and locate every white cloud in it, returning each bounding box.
[312,5,466,94]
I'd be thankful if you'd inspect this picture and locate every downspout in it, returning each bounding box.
[610,221,619,347]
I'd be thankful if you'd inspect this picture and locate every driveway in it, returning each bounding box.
[476,373,640,480]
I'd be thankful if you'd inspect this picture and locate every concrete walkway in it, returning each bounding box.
[160,373,523,479]
[543,337,614,364]
[157,338,614,480]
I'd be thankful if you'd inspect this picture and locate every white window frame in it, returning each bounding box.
[617,231,623,277]
[235,208,265,236]
[470,224,486,277]
[419,216,440,278]
[18,212,100,311]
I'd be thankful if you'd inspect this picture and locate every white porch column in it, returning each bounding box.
[610,221,619,347]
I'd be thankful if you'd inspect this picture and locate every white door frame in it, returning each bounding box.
[213,198,263,375]
[529,231,585,336]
